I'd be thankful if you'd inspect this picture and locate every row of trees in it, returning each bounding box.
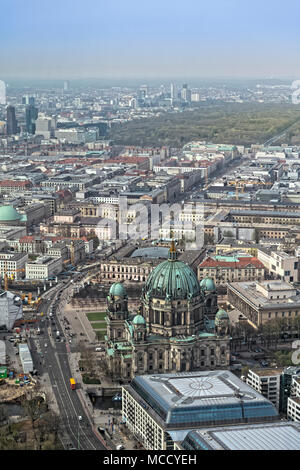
[231,316,300,351]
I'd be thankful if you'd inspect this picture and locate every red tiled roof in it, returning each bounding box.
[0,180,32,187]
[108,156,148,164]
[199,256,264,269]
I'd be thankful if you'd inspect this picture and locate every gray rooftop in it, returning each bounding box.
[126,370,278,428]
[180,422,300,450]
[228,280,300,310]
[131,247,169,259]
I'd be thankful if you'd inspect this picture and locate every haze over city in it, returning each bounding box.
[1,0,300,456]
[2,0,300,80]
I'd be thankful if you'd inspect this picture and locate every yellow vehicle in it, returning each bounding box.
[70,378,76,390]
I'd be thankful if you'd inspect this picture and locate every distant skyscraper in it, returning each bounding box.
[180,84,191,103]
[140,84,148,98]
[35,114,54,139]
[25,105,38,134]
[0,80,6,105]
[6,106,18,135]
[170,82,174,100]
[64,80,70,91]
[22,95,35,106]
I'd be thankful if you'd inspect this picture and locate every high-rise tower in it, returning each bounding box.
[6,106,18,135]
[0,81,6,105]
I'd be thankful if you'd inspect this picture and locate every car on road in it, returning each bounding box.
[44,343,47,347]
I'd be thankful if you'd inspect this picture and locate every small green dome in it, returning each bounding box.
[215,309,229,320]
[0,205,24,222]
[132,314,146,326]
[200,276,216,292]
[109,282,127,298]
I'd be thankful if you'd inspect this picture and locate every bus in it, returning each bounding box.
[70,378,76,390]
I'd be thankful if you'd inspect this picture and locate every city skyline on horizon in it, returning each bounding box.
[2,0,300,80]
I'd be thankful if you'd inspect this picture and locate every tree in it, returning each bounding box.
[35,411,61,449]
[253,228,260,244]
[241,366,249,377]
[20,387,47,429]
[87,232,100,250]
[0,405,8,426]
[78,341,97,378]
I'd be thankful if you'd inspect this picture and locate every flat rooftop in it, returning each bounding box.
[126,370,278,428]
[228,281,300,310]
[249,368,284,377]
[131,247,169,259]
[180,422,300,450]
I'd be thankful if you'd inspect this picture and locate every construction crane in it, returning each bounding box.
[3,267,25,291]
[62,241,76,268]
[228,179,272,201]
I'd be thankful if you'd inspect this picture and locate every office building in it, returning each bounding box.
[0,80,6,105]
[198,254,265,286]
[25,256,62,280]
[227,280,300,326]
[280,366,300,413]
[25,105,38,134]
[180,84,191,103]
[246,368,283,409]
[176,422,300,450]
[0,252,28,280]
[54,128,86,144]
[287,375,300,422]
[122,370,278,450]
[6,105,18,135]
[35,114,54,139]
[22,95,35,106]
[257,248,299,283]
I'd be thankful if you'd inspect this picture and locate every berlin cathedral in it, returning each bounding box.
[105,242,231,381]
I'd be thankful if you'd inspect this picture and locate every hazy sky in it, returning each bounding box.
[2,0,300,79]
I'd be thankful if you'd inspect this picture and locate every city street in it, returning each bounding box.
[30,284,107,450]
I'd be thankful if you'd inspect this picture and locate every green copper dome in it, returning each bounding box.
[0,205,25,222]
[215,309,229,320]
[132,314,146,326]
[109,282,127,298]
[144,252,201,301]
[200,276,216,292]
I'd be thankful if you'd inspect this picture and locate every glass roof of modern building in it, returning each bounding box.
[131,247,169,259]
[128,370,278,428]
[180,422,300,450]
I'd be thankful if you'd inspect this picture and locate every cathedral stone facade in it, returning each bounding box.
[105,243,230,380]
